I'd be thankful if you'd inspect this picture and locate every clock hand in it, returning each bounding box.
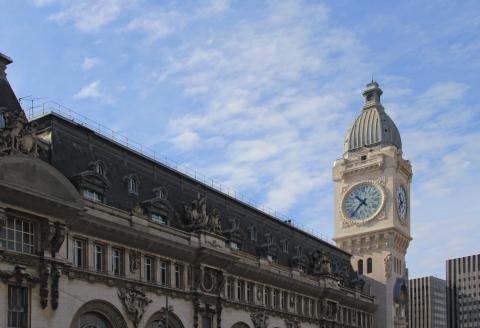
[355,196,367,206]
[351,202,364,217]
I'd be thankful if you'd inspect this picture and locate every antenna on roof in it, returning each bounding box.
[371,73,374,83]
[19,96,50,118]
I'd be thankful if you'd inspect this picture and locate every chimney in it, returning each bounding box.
[0,53,13,81]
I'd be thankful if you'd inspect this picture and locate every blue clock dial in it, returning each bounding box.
[396,186,407,221]
[343,184,382,220]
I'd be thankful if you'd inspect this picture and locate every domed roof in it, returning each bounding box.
[344,81,401,153]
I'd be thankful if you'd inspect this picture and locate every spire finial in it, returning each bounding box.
[371,73,374,83]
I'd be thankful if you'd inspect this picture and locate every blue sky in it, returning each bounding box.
[1,0,480,279]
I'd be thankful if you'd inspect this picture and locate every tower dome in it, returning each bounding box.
[344,81,401,153]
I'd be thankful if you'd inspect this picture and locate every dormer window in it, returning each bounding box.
[150,213,167,225]
[82,188,104,203]
[128,176,139,194]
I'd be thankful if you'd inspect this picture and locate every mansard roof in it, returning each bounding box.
[32,113,357,278]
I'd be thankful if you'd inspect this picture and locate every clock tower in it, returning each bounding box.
[333,82,412,328]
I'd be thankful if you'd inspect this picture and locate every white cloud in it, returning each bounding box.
[48,0,136,32]
[126,10,185,42]
[197,0,230,17]
[82,56,101,71]
[74,81,101,99]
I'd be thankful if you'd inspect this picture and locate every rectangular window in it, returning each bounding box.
[150,213,167,225]
[112,248,123,276]
[201,316,211,328]
[264,287,270,307]
[247,282,253,303]
[226,278,233,299]
[0,217,34,254]
[174,264,183,288]
[82,188,104,203]
[297,295,302,314]
[73,239,84,268]
[273,290,279,309]
[144,256,153,282]
[8,285,28,328]
[281,291,288,309]
[94,244,104,272]
[160,261,169,286]
[237,280,245,301]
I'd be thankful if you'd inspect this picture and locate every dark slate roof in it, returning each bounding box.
[0,53,26,119]
[32,112,361,287]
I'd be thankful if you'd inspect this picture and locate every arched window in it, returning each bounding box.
[95,161,106,176]
[70,300,127,328]
[367,258,373,273]
[357,259,364,275]
[128,176,138,194]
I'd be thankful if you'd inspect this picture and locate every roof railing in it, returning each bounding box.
[26,101,334,245]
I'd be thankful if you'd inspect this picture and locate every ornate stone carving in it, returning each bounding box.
[51,263,61,310]
[311,250,332,275]
[183,192,223,235]
[0,108,39,157]
[40,221,66,257]
[39,261,50,309]
[0,265,40,285]
[129,250,141,273]
[216,296,222,328]
[250,310,268,328]
[285,318,301,328]
[385,253,393,278]
[118,285,152,328]
[320,300,338,322]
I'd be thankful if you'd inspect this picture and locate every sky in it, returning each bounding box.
[1,0,480,279]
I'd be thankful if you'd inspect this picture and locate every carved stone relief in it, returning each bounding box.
[0,108,39,157]
[39,261,50,309]
[118,285,152,328]
[285,318,301,328]
[250,310,268,328]
[129,250,141,273]
[183,192,223,235]
[385,253,392,278]
[51,263,60,310]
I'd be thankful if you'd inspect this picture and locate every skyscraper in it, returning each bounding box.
[446,254,480,327]
[409,276,447,328]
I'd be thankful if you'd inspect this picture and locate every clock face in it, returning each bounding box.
[343,184,383,221]
[396,186,407,221]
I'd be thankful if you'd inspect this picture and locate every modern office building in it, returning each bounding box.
[409,276,447,328]
[446,254,480,328]
[0,53,378,327]
[333,81,412,328]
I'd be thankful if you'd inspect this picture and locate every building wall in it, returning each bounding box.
[409,276,447,328]
[446,254,480,328]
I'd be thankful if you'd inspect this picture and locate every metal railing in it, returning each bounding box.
[26,101,334,245]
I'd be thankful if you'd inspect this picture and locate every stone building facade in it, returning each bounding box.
[0,53,375,328]
[332,82,412,328]
[409,276,447,328]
